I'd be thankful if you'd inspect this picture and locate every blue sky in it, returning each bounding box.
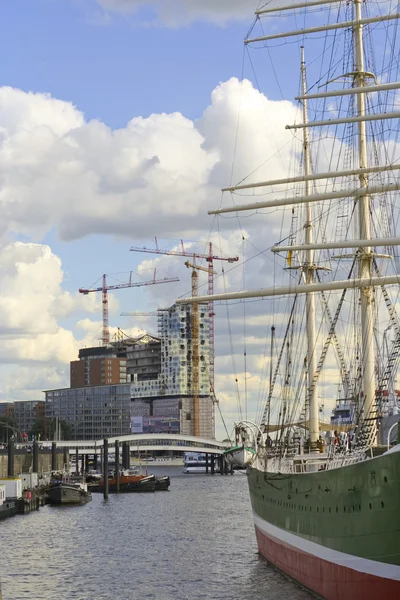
[2,0,393,436]
[0,0,276,436]
[0,0,249,127]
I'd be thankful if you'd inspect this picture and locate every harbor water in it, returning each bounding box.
[0,467,313,599]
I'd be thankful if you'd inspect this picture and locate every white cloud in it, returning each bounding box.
[0,79,299,245]
[95,0,254,26]
[0,242,98,336]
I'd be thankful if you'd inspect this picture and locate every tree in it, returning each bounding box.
[29,418,73,441]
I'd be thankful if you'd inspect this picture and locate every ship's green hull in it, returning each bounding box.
[247,450,400,599]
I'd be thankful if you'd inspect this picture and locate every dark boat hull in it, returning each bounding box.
[90,478,156,493]
[46,483,91,505]
[247,450,400,599]
[0,500,17,520]
[155,476,170,491]
[90,474,170,493]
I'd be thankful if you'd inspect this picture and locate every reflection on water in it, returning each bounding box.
[0,467,312,600]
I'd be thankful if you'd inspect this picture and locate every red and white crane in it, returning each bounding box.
[130,239,239,395]
[79,270,179,346]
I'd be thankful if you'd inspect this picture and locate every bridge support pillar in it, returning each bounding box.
[51,442,57,472]
[219,455,224,475]
[230,463,234,475]
[224,459,228,475]
[7,439,14,477]
[211,454,215,475]
[81,455,85,475]
[84,454,89,474]
[75,447,79,475]
[115,440,120,493]
[103,439,109,499]
[205,453,209,474]
[33,440,39,473]
[93,453,98,471]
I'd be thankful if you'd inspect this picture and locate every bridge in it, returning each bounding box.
[40,434,229,455]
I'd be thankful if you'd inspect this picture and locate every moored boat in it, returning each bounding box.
[89,470,170,493]
[46,477,91,505]
[90,475,156,493]
[223,444,255,468]
[0,484,17,520]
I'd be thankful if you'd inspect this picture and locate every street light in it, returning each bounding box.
[0,421,24,443]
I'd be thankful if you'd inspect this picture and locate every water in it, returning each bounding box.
[0,468,313,600]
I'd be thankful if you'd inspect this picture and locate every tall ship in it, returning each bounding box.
[178,1,400,597]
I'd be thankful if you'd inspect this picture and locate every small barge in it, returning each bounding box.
[46,474,91,505]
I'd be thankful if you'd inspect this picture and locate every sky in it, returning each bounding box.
[1,0,397,439]
[0,0,285,439]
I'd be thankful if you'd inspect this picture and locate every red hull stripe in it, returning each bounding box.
[254,516,400,600]
[253,512,400,580]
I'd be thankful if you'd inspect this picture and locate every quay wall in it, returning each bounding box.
[0,450,66,478]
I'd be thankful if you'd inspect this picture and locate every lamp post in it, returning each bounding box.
[0,421,24,443]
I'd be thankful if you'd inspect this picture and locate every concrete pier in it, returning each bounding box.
[51,442,57,471]
[103,438,109,499]
[33,441,39,474]
[122,441,129,470]
[7,440,14,478]
[63,447,69,470]
[115,440,120,493]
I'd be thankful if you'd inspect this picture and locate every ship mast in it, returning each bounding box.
[176,0,400,446]
[353,0,375,437]
[301,47,319,446]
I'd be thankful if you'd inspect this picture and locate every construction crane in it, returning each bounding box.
[79,271,179,346]
[130,239,239,397]
[185,259,216,436]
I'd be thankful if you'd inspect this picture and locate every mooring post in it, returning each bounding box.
[205,453,209,474]
[122,441,130,470]
[63,447,69,471]
[115,440,120,493]
[75,447,79,475]
[103,439,109,499]
[32,440,39,473]
[51,442,57,472]
[211,454,215,475]
[7,439,15,477]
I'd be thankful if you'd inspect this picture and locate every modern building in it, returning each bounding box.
[45,384,131,440]
[44,302,215,440]
[0,402,15,419]
[0,400,45,435]
[70,346,127,388]
[14,401,45,434]
[130,304,213,438]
